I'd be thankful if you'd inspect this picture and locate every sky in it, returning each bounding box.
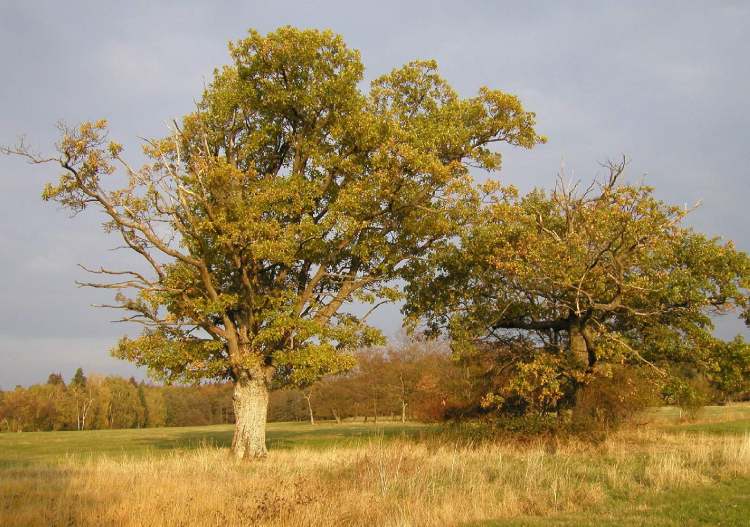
[1,1,748,387]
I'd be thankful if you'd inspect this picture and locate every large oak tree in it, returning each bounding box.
[5,27,543,457]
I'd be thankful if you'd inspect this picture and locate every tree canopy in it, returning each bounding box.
[404,161,750,414]
[5,26,544,457]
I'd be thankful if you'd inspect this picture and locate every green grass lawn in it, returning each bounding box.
[644,403,750,426]
[2,404,749,467]
[0,420,431,466]
[644,403,750,437]
[477,477,750,527]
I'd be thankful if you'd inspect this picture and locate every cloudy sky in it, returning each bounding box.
[1,1,748,387]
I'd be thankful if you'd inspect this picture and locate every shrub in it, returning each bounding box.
[662,376,711,421]
[571,367,659,436]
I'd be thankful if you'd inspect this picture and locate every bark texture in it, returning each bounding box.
[231,373,270,459]
[569,323,596,370]
[569,324,589,368]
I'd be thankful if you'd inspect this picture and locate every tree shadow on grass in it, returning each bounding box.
[266,422,431,450]
[121,422,433,454]
[126,428,235,451]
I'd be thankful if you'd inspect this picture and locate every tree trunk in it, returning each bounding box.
[332,408,341,424]
[231,373,270,459]
[569,322,596,371]
[401,400,407,423]
[568,324,589,368]
[81,398,90,431]
[303,392,315,425]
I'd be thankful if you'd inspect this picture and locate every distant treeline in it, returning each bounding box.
[0,340,468,432]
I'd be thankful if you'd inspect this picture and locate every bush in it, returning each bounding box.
[662,376,711,421]
[571,367,659,436]
[437,414,565,446]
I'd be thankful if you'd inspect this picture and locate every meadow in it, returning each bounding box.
[1,406,749,526]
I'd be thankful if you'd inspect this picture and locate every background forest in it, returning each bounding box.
[0,339,450,431]
[3,335,748,433]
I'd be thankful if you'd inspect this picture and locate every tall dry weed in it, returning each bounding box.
[1,431,749,526]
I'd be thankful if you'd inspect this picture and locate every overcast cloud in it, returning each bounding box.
[1,1,748,387]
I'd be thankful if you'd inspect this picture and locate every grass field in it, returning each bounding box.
[1,406,749,526]
[0,420,431,467]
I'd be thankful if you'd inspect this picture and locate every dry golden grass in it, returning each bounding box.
[2,428,749,527]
